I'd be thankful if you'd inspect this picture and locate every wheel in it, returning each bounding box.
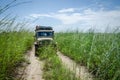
[35,45,38,56]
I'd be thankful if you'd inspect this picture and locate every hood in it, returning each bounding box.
[37,38,53,41]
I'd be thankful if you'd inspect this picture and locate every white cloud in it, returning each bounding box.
[52,13,82,24]
[30,14,52,18]
[27,8,120,32]
[82,9,120,26]
[58,8,75,13]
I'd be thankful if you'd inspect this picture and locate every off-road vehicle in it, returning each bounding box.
[34,25,56,55]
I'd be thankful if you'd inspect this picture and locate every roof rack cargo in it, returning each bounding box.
[35,26,53,30]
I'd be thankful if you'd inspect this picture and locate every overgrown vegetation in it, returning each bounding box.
[0,31,33,80]
[1,1,120,80]
[0,1,34,79]
[38,46,79,80]
[55,32,120,80]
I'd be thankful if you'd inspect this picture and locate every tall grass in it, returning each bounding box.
[55,32,120,80]
[0,31,33,80]
[38,46,79,80]
[0,2,34,79]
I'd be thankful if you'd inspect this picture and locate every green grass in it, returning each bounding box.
[0,31,34,80]
[38,46,79,80]
[55,32,120,80]
[0,9,34,80]
[1,1,120,80]
[0,2,34,79]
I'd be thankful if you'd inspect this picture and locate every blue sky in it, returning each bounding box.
[1,0,120,32]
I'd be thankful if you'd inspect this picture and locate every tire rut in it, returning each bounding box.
[57,51,93,80]
[17,46,44,80]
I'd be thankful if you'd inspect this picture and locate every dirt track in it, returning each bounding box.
[57,51,93,80]
[22,46,44,80]
[17,47,44,80]
[16,47,93,80]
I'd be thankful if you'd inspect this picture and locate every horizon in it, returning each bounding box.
[0,0,120,32]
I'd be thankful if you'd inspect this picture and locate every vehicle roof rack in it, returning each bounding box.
[35,26,53,30]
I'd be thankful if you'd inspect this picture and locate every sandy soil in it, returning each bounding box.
[22,46,44,80]
[16,46,44,80]
[57,51,93,80]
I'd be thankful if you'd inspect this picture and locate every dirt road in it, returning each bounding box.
[22,46,44,80]
[18,47,44,80]
[57,51,93,80]
[16,47,93,80]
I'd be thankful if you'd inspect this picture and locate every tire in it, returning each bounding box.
[35,45,38,56]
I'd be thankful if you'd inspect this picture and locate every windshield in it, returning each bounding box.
[37,32,53,37]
